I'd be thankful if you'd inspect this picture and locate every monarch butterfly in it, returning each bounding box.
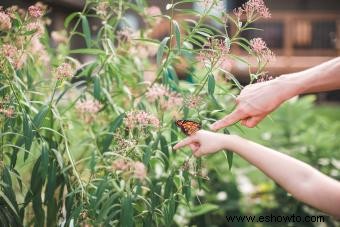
[175,120,201,136]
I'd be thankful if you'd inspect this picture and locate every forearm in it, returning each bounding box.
[277,57,340,99]
[224,135,340,218]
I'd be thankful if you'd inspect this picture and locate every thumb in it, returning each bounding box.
[243,116,264,128]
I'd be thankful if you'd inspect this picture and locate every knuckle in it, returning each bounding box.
[193,150,201,157]
[238,106,247,114]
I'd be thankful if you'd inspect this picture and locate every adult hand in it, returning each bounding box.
[210,78,298,130]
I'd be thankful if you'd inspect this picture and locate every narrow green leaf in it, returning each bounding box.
[64,12,80,28]
[173,20,181,51]
[183,171,191,202]
[69,48,105,55]
[40,143,49,176]
[0,191,20,223]
[81,15,91,48]
[120,195,133,227]
[157,37,170,65]
[190,204,219,217]
[208,74,215,96]
[142,146,152,166]
[33,105,49,129]
[223,128,233,170]
[164,174,174,199]
[45,161,56,204]
[23,114,33,152]
[226,151,233,170]
[93,75,101,100]
[160,135,169,170]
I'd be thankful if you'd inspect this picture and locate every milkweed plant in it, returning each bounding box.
[0,0,274,226]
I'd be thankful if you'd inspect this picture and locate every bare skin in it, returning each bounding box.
[174,130,340,219]
[210,57,340,130]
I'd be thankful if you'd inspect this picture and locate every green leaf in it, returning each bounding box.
[64,12,80,28]
[23,114,33,152]
[81,15,91,48]
[163,196,176,226]
[1,167,20,218]
[93,75,101,100]
[223,128,233,170]
[120,195,133,227]
[33,105,49,129]
[183,171,191,203]
[40,143,49,176]
[173,20,181,51]
[164,174,174,199]
[171,122,178,151]
[45,161,56,204]
[226,151,234,170]
[157,37,170,65]
[160,135,169,170]
[142,146,152,166]
[0,191,20,224]
[69,48,105,55]
[190,204,219,217]
[208,74,215,96]
[101,113,125,153]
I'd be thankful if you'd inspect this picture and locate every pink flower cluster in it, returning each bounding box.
[233,0,271,22]
[112,130,137,153]
[28,5,44,18]
[197,37,232,71]
[76,99,102,114]
[0,11,11,30]
[75,99,102,123]
[112,159,147,180]
[0,97,14,118]
[0,107,14,118]
[185,95,203,109]
[146,84,183,110]
[96,2,109,17]
[55,63,74,80]
[2,44,17,59]
[1,44,27,69]
[146,6,161,17]
[250,38,275,63]
[124,111,160,129]
[199,0,223,11]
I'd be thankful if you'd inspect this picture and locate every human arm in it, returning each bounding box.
[174,130,340,218]
[210,57,340,130]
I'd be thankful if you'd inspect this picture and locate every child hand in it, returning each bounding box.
[173,130,230,157]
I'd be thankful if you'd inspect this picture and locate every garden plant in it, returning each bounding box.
[1,0,339,226]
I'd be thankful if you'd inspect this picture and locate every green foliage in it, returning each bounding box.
[2,1,336,227]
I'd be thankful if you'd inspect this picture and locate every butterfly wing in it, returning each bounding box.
[176,120,201,136]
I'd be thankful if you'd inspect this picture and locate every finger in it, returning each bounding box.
[240,118,248,126]
[173,136,195,150]
[210,109,245,131]
[189,143,199,152]
[193,148,203,157]
[244,116,264,128]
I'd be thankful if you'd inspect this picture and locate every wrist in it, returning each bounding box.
[274,73,305,101]
[223,134,242,152]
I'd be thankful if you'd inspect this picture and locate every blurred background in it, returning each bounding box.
[2,0,339,102]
